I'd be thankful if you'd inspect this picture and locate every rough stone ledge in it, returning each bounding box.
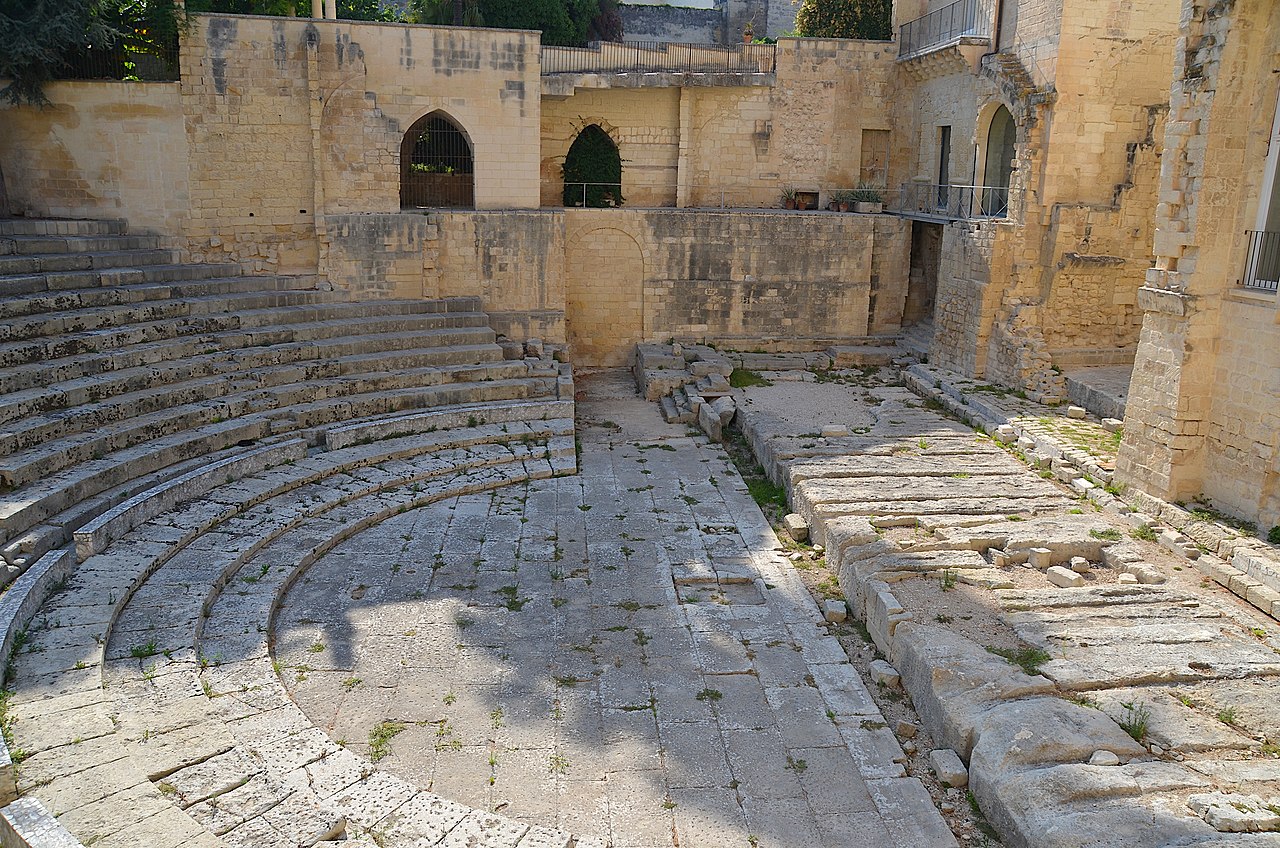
[901,364,1279,623]
[0,548,76,806]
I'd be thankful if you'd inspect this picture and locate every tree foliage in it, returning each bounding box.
[0,0,116,105]
[793,0,892,40]
[562,124,622,208]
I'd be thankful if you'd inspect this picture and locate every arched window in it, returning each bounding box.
[400,112,474,209]
[982,105,1016,217]
[562,125,622,208]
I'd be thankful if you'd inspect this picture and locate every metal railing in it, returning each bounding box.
[1242,230,1280,292]
[552,181,895,211]
[541,41,777,76]
[893,182,1009,220]
[898,0,993,60]
[56,40,179,81]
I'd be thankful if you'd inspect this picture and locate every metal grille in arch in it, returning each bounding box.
[400,114,474,209]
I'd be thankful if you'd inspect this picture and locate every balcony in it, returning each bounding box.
[897,0,994,76]
[892,182,1010,222]
[541,41,776,96]
[1242,230,1280,293]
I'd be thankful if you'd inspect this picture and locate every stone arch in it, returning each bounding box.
[562,124,623,208]
[400,111,475,209]
[564,226,646,366]
[974,102,1017,217]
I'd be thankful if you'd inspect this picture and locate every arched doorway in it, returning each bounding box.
[400,112,474,209]
[982,105,1016,217]
[565,227,643,365]
[562,125,622,208]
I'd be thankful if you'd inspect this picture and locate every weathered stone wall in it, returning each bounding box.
[619,5,722,42]
[930,222,999,376]
[324,208,910,366]
[540,39,896,211]
[0,83,189,236]
[179,15,542,273]
[1117,0,1280,530]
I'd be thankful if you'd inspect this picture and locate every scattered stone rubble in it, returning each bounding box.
[716,360,1280,848]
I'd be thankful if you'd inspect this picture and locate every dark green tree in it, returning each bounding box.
[562,124,622,208]
[793,0,891,40]
[0,0,116,104]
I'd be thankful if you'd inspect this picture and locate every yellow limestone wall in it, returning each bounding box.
[323,208,911,365]
[1117,0,1280,529]
[539,38,897,211]
[0,83,190,236]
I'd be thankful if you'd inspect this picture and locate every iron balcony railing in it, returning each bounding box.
[56,40,180,81]
[898,0,993,60]
[893,182,1009,220]
[541,40,777,76]
[1242,230,1280,292]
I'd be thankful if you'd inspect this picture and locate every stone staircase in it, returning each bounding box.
[0,218,583,848]
[0,219,571,579]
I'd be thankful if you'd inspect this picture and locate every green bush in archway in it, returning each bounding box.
[562,125,623,208]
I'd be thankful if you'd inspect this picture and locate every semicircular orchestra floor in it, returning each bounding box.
[11,371,943,848]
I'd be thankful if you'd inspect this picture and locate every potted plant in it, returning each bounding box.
[780,186,797,210]
[835,190,852,212]
[743,21,755,42]
[851,183,884,214]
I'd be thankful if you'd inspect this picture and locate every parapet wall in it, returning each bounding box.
[323,208,911,365]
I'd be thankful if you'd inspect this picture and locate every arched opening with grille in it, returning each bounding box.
[562,125,623,208]
[400,112,474,209]
[981,105,1016,217]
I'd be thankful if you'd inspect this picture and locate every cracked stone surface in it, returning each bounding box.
[733,366,1280,848]
[274,370,945,847]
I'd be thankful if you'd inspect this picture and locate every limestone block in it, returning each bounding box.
[896,720,918,739]
[869,659,900,688]
[499,340,524,360]
[1188,793,1280,833]
[525,337,544,358]
[1117,573,1139,585]
[697,402,722,442]
[1029,548,1053,570]
[823,599,848,623]
[1089,750,1121,766]
[782,513,809,542]
[821,424,850,438]
[995,424,1016,444]
[890,623,1055,759]
[710,396,736,426]
[1066,406,1087,419]
[1070,557,1091,573]
[929,749,969,788]
[1101,418,1124,433]
[1047,565,1085,588]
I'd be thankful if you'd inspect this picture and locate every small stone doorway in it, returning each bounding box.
[904,220,942,327]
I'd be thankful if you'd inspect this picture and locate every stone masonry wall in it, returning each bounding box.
[179,15,542,272]
[539,38,896,211]
[0,83,189,237]
[1118,0,1280,529]
[325,208,910,366]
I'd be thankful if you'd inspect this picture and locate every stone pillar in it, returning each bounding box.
[676,88,692,209]
[324,0,337,19]
[311,0,322,17]
[1114,281,1215,501]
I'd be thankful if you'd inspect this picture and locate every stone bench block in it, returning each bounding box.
[73,439,308,561]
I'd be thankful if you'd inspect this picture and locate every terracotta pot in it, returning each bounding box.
[783,199,796,209]
[838,202,850,212]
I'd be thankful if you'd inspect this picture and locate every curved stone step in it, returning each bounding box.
[0,336,505,425]
[0,375,558,539]
[0,357,530,463]
[6,423,576,847]
[0,303,493,370]
[0,219,128,237]
[0,288,345,342]
[0,248,178,279]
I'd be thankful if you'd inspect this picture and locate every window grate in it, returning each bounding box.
[401,114,474,209]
